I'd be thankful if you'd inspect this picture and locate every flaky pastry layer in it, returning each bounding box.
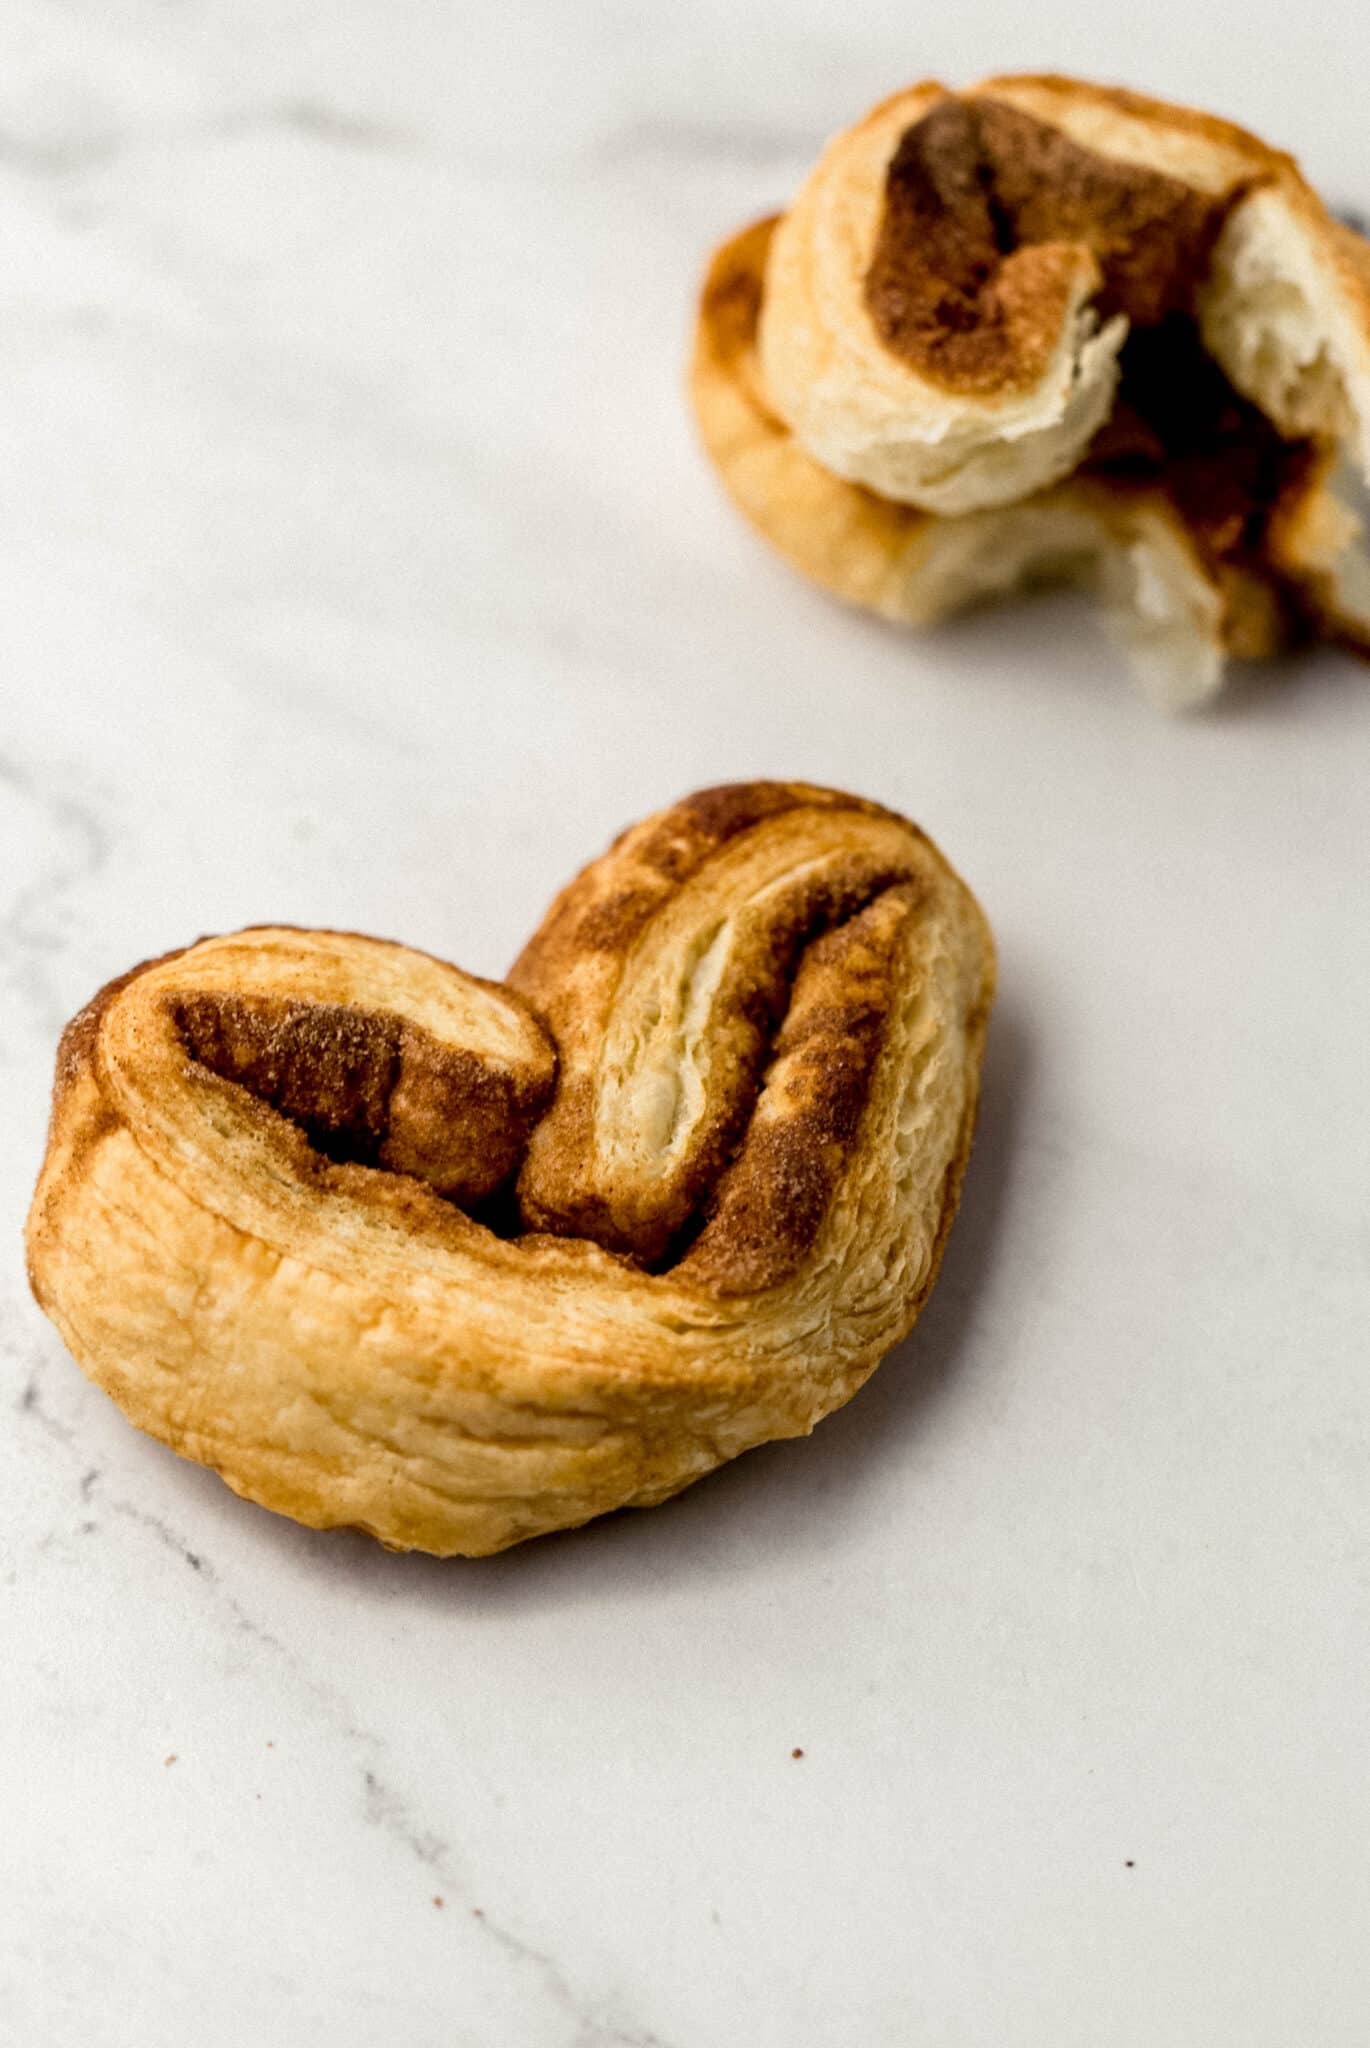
[26,784,994,1556]
[692,76,1370,708]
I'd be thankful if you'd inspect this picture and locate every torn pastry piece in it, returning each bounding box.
[692,77,1370,707]
[26,785,994,1558]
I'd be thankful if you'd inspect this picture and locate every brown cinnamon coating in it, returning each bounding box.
[865,96,1230,394]
[678,883,926,1294]
[175,989,553,1201]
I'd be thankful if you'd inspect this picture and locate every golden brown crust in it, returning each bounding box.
[691,80,1370,698]
[977,74,1299,178]
[691,217,934,618]
[26,785,995,1557]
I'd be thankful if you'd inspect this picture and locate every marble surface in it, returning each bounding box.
[4,4,1370,2042]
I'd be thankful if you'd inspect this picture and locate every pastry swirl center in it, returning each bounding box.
[863,94,1227,394]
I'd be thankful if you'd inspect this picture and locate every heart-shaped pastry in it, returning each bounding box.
[692,75,1370,709]
[26,783,994,1556]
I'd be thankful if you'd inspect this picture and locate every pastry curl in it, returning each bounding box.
[692,76,1370,708]
[26,784,994,1557]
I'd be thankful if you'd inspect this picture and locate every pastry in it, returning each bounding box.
[692,76,1370,708]
[26,784,994,1557]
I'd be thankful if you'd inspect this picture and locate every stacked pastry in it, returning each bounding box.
[693,76,1370,707]
[26,784,993,1557]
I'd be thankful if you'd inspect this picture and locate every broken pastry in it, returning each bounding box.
[692,75,1370,708]
[26,783,994,1557]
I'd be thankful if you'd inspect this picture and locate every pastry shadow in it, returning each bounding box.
[283,988,1031,1608]
[873,587,1166,715]
[871,592,1365,725]
[1198,640,1366,721]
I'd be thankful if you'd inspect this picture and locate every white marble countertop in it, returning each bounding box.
[4,4,1369,2043]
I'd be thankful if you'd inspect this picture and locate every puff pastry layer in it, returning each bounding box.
[692,76,1370,708]
[26,784,994,1556]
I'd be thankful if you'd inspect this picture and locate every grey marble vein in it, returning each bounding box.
[4,1305,677,2048]
[590,115,818,170]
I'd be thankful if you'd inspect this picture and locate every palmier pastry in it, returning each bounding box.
[26,784,994,1557]
[692,75,1370,708]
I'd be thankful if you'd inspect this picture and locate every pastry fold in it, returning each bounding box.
[692,76,1370,707]
[26,784,994,1557]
